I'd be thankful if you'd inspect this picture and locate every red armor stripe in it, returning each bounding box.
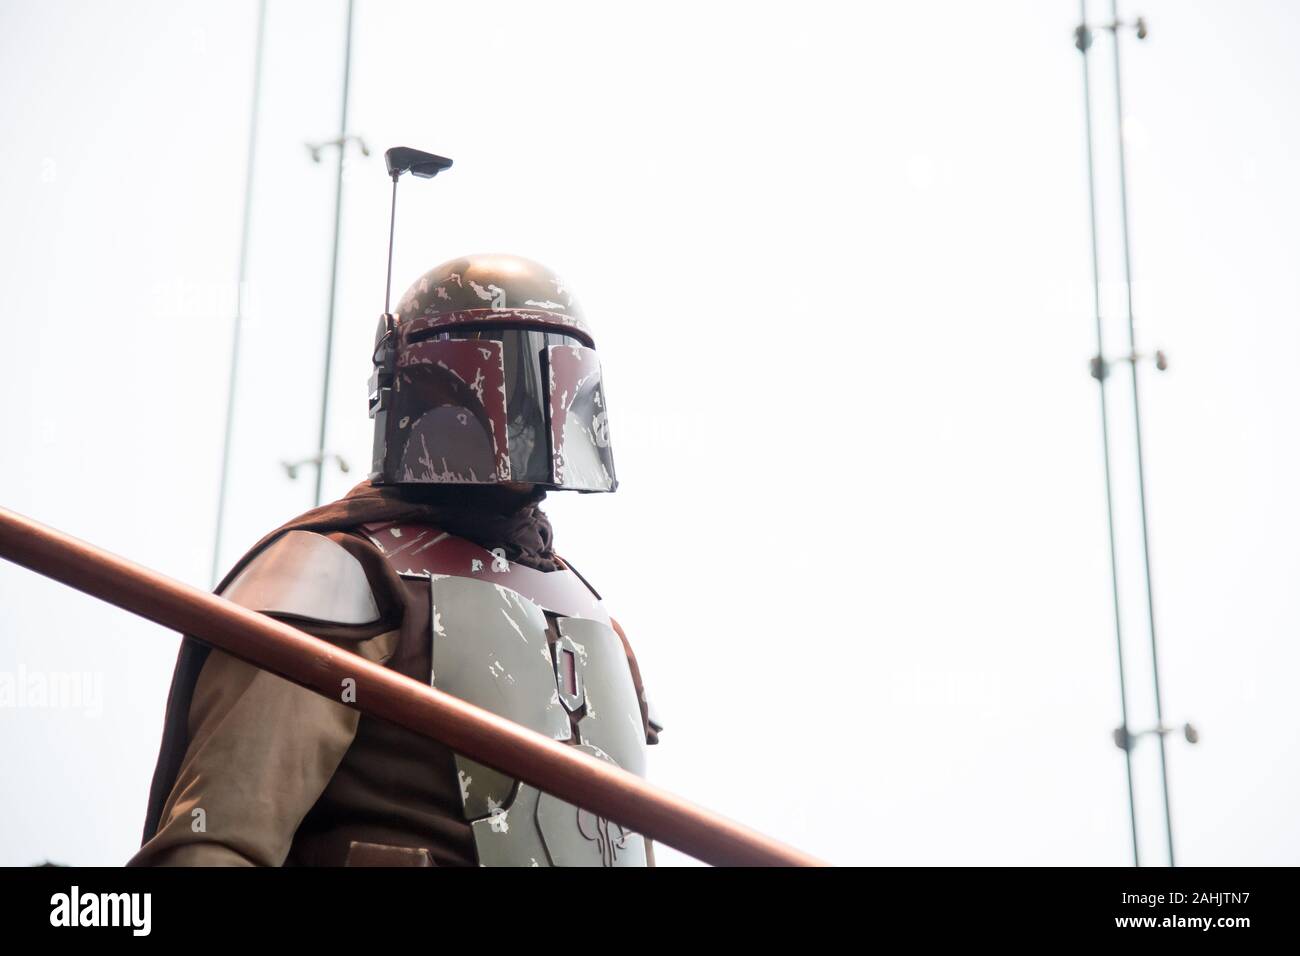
[357,521,609,624]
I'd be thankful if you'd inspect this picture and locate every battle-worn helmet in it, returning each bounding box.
[368,253,617,492]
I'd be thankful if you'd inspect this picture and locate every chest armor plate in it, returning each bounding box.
[360,521,647,867]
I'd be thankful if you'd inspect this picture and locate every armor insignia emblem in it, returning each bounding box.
[576,809,634,867]
[535,745,647,867]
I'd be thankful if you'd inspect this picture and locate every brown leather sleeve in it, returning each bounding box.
[130,528,405,863]
[136,528,653,867]
[130,533,404,868]
[128,645,365,866]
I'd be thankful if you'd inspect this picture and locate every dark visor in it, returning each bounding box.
[424,327,581,485]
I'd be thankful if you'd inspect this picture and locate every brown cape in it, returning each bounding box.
[139,480,566,843]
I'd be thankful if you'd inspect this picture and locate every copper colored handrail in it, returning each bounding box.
[0,505,823,867]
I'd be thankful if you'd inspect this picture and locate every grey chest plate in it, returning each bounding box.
[424,573,648,867]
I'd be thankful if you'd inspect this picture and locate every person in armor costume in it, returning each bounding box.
[131,253,662,867]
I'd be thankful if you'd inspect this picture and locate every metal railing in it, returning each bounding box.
[0,505,822,868]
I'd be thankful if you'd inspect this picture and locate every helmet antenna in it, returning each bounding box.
[383,146,453,315]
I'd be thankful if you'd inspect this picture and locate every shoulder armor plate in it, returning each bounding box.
[358,520,608,623]
[222,530,381,626]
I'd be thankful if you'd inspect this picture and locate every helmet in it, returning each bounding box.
[368,253,617,492]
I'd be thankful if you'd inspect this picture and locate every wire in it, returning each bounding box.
[1108,0,1176,867]
[210,0,268,586]
[313,0,356,508]
[1077,0,1140,867]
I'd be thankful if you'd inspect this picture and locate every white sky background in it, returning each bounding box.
[0,0,1297,867]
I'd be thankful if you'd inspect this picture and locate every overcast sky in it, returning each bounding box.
[1,0,1298,866]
